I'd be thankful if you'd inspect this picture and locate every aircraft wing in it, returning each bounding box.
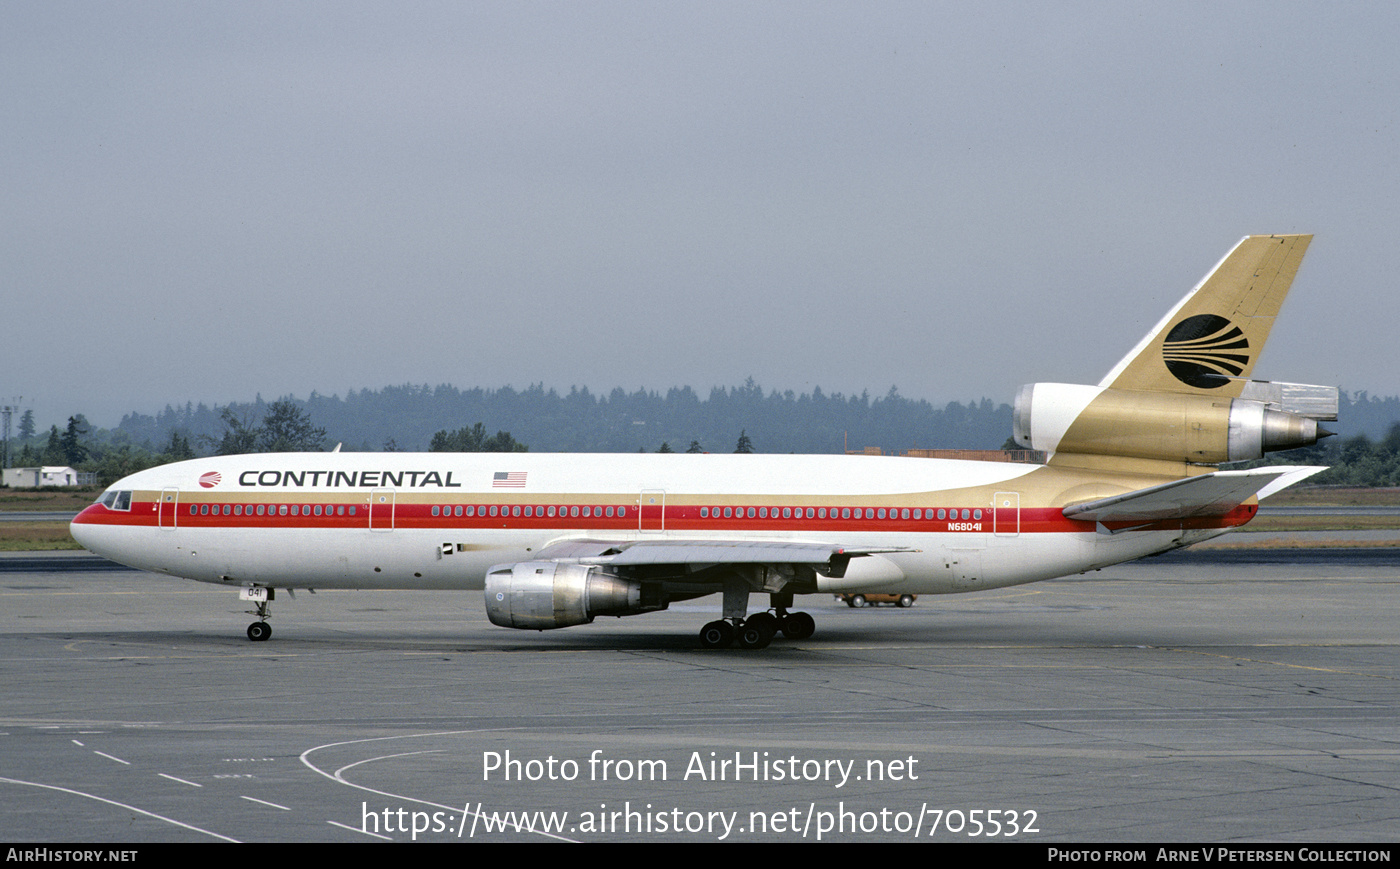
[1062,465,1327,523]
[533,538,911,568]
[493,537,914,634]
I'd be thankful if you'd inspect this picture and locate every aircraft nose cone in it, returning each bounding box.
[69,504,104,551]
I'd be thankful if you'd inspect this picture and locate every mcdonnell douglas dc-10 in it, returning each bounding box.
[72,235,1335,648]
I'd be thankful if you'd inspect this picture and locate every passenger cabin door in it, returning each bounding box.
[993,491,1020,537]
[158,488,179,529]
[370,489,395,531]
[639,489,665,533]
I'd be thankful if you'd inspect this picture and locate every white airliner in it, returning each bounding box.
[71,235,1335,648]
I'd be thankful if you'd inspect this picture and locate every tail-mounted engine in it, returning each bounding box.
[485,561,658,630]
[1013,380,1336,465]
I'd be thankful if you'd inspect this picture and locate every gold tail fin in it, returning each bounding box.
[1100,234,1312,397]
[1014,234,1331,475]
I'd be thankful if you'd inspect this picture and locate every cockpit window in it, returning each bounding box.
[99,490,133,511]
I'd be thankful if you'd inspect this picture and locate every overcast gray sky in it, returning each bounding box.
[4,2,1396,430]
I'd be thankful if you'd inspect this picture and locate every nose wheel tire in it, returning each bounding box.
[247,622,272,642]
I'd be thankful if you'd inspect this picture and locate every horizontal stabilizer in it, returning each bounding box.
[1063,466,1327,523]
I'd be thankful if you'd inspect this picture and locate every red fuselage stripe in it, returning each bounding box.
[73,499,1258,534]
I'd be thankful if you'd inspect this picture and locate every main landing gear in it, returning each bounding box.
[697,586,817,650]
[699,609,816,650]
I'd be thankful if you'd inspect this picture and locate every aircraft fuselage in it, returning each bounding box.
[70,451,1247,595]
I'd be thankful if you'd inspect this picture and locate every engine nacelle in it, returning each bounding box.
[485,561,644,630]
[1013,382,1329,464]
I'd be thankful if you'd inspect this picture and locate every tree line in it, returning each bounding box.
[111,379,1013,457]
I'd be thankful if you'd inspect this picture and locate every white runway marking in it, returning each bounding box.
[0,775,239,842]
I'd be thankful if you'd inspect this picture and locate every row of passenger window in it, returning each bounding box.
[184,502,983,522]
[699,506,984,521]
[190,503,358,517]
[432,504,628,519]
[430,504,984,521]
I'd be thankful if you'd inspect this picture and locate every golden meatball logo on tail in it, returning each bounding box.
[1162,314,1248,389]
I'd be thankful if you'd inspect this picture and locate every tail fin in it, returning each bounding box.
[1099,234,1311,396]
[1014,234,1335,474]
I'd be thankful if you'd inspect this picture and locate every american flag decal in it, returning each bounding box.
[492,471,527,488]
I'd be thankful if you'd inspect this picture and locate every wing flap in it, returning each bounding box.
[1062,465,1327,523]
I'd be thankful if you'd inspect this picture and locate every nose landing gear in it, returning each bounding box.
[240,586,274,642]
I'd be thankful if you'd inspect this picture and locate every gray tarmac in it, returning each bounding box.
[1,548,1397,844]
